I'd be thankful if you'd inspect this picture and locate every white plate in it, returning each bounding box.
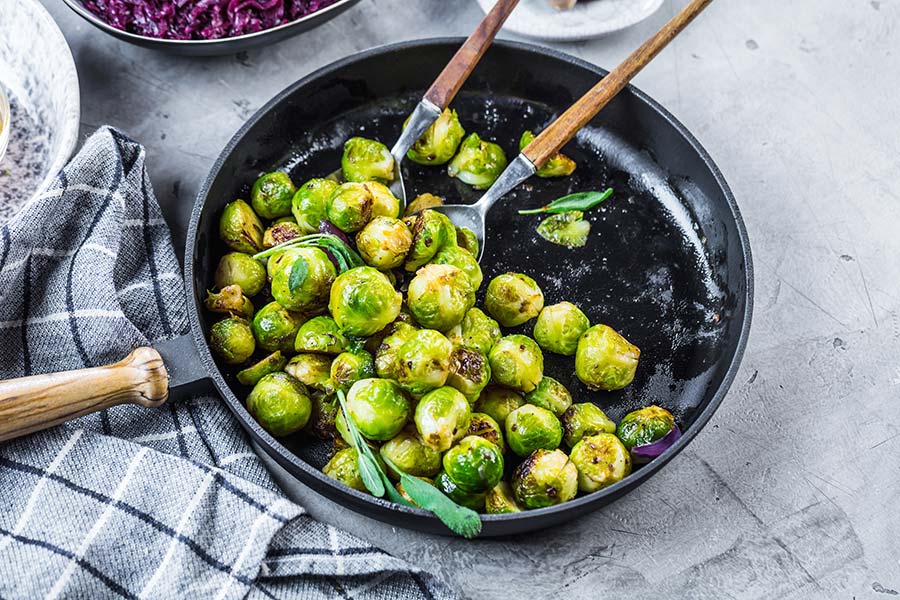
[476,0,665,42]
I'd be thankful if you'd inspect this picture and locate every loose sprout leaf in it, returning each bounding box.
[518,188,613,215]
[537,211,590,248]
[336,390,386,497]
[288,255,308,293]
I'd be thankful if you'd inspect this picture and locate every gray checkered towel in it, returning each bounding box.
[0,127,455,600]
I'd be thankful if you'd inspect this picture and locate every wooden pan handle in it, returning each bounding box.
[424,0,520,109]
[0,347,169,442]
[522,0,714,167]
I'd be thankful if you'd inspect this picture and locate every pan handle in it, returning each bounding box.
[0,347,168,442]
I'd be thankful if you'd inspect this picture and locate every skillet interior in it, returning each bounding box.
[188,39,751,536]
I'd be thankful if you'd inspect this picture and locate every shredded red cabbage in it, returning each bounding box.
[82,0,340,40]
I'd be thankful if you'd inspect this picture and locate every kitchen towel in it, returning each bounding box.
[0,127,455,600]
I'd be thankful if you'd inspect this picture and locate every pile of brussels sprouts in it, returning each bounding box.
[206,111,679,518]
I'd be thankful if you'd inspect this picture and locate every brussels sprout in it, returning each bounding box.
[326,182,374,233]
[263,219,303,248]
[525,376,572,416]
[575,324,640,391]
[537,211,590,248]
[505,404,563,457]
[345,378,410,441]
[284,353,333,392]
[455,227,479,259]
[330,350,375,392]
[485,481,521,514]
[270,247,337,313]
[209,317,255,365]
[512,448,578,509]
[251,172,296,220]
[379,427,442,480]
[465,412,505,453]
[519,130,576,178]
[342,137,395,183]
[533,302,590,356]
[435,470,486,511]
[488,335,544,393]
[404,193,443,216]
[447,347,491,403]
[570,433,632,493]
[403,209,456,272]
[443,435,504,494]
[305,392,341,441]
[363,181,401,219]
[473,385,524,426]
[219,199,264,254]
[205,285,254,320]
[447,133,508,189]
[396,329,453,394]
[616,405,676,450]
[355,217,412,270]
[323,447,367,492]
[213,252,267,297]
[414,387,471,452]
[329,266,403,337]
[246,372,311,436]
[431,245,483,290]
[236,351,288,386]
[265,250,294,281]
[407,264,475,332]
[446,308,501,355]
[561,402,616,447]
[406,108,466,166]
[294,316,349,354]
[292,178,338,234]
[374,322,418,380]
[251,301,304,353]
[484,273,545,328]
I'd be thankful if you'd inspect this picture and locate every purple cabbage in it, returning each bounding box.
[630,425,681,465]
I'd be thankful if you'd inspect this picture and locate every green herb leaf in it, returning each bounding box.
[288,255,308,293]
[518,188,613,215]
[335,390,385,498]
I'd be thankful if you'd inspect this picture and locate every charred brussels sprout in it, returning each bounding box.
[407,264,475,332]
[251,172,296,219]
[404,193,443,216]
[305,393,341,442]
[292,178,338,234]
[447,133,508,189]
[561,403,616,447]
[219,199,264,254]
[363,181,401,219]
[406,108,466,166]
[209,317,255,365]
[329,267,403,337]
[374,322,418,380]
[484,273,545,328]
[252,301,304,353]
[345,378,410,441]
[431,245,483,290]
[455,227,479,257]
[505,404,563,457]
[284,353,333,392]
[465,412,505,453]
[575,324,640,391]
[236,351,287,387]
[213,252,266,297]
[246,372,311,436]
[446,308,501,355]
[404,209,456,272]
[512,449,578,509]
[205,285,254,320]
[447,347,491,403]
[616,405,676,450]
[323,447,370,492]
[435,471,486,511]
[379,427,442,480]
[519,130,576,178]
[533,302,590,356]
[341,137,395,183]
[355,216,412,270]
[326,182,373,233]
[329,350,375,392]
[396,329,453,394]
[485,481,521,514]
[524,376,572,416]
[488,335,544,393]
[443,435,504,493]
[569,433,632,492]
[270,247,336,313]
[294,316,349,355]
[263,219,303,248]
[473,385,524,426]
[414,387,471,452]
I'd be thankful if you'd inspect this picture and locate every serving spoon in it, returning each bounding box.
[436,0,714,261]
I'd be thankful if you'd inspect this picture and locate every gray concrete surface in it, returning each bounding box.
[44,0,900,597]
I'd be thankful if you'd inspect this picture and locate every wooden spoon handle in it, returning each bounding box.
[0,347,169,442]
[522,0,714,167]
[424,0,520,109]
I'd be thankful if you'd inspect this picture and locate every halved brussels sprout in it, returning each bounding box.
[374,322,418,380]
[396,329,453,395]
[284,353,333,392]
[270,247,336,313]
[616,405,676,450]
[379,427,442,480]
[519,130,576,178]
[236,351,287,387]
[406,108,466,165]
[294,316,349,354]
[447,347,491,404]
[329,266,403,337]
[213,252,266,297]
[455,227,479,258]
[447,133,508,190]
[505,404,563,457]
[465,412,505,454]
[263,219,303,248]
[569,433,632,493]
[431,245,483,290]
[246,372,311,436]
[209,316,255,365]
[251,172,296,220]
[205,285,254,320]
[329,350,375,392]
[404,193,443,216]
[219,199,264,254]
[414,386,471,452]
[443,435,504,494]
[305,392,341,442]
[484,272,545,328]
[575,324,640,391]
[403,209,456,272]
[407,264,475,332]
[561,402,616,447]
[323,447,372,492]
[363,181,401,220]
[488,335,544,393]
[533,302,590,356]
[473,385,524,426]
[446,307,501,355]
[485,481,521,514]
[292,178,338,234]
[345,378,410,441]
[342,137,395,183]
[355,216,412,270]
[252,301,304,353]
[435,470,486,511]
[326,182,374,233]
[512,449,578,509]
[524,376,572,416]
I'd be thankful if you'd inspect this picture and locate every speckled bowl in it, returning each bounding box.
[0,0,81,223]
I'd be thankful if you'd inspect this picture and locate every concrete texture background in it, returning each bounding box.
[42,0,900,597]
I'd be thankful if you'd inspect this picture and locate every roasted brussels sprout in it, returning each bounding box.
[323,447,368,492]
[443,435,504,494]
[252,301,304,353]
[292,178,338,234]
[484,273,545,328]
[326,182,374,233]
[251,172,296,220]
[219,199,264,254]
[284,353,333,392]
[329,267,403,337]
[447,133,508,189]
[569,433,632,492]
[345,378,410,441]
[379,427,442,480]
[213,252,266,297]
[355,216,412,270]
[404,193,443,216]
[455,226,479,257]
[407,264,475,332]
[616,405,676,450]
[342,137,395,183]
[363,181,401,219]
[524,376,572,416]
[329,350,375,392]
[431,245,483,290]
[446,307,501,355]
[505,404,563,457]
[305,392,341,442]
[263,218,303,248]
[396,329,453,394]
[246,372,311,436]
[414,386,471,452]
[209,316,255,365]
[406,108,466,166]
[270,247,336,313]
[205,285,254,320]
[447,347,491,403]
[533,302,590,356]
[485,481,521,514]
[519,130,576,178]
[575,324,640,391]
[537,211,590,248]
[561,402,616,447]
[236,351,287,387]
[473,385,524,426]
[512,449,578,509]
[294,316,349,354]
[465,412,505,453]
[374,322,418,380]
[488,335,544,393]
[435,470,486,511]
[403,209,457,272]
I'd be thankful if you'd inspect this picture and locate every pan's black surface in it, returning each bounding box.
[186,39,753,536]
